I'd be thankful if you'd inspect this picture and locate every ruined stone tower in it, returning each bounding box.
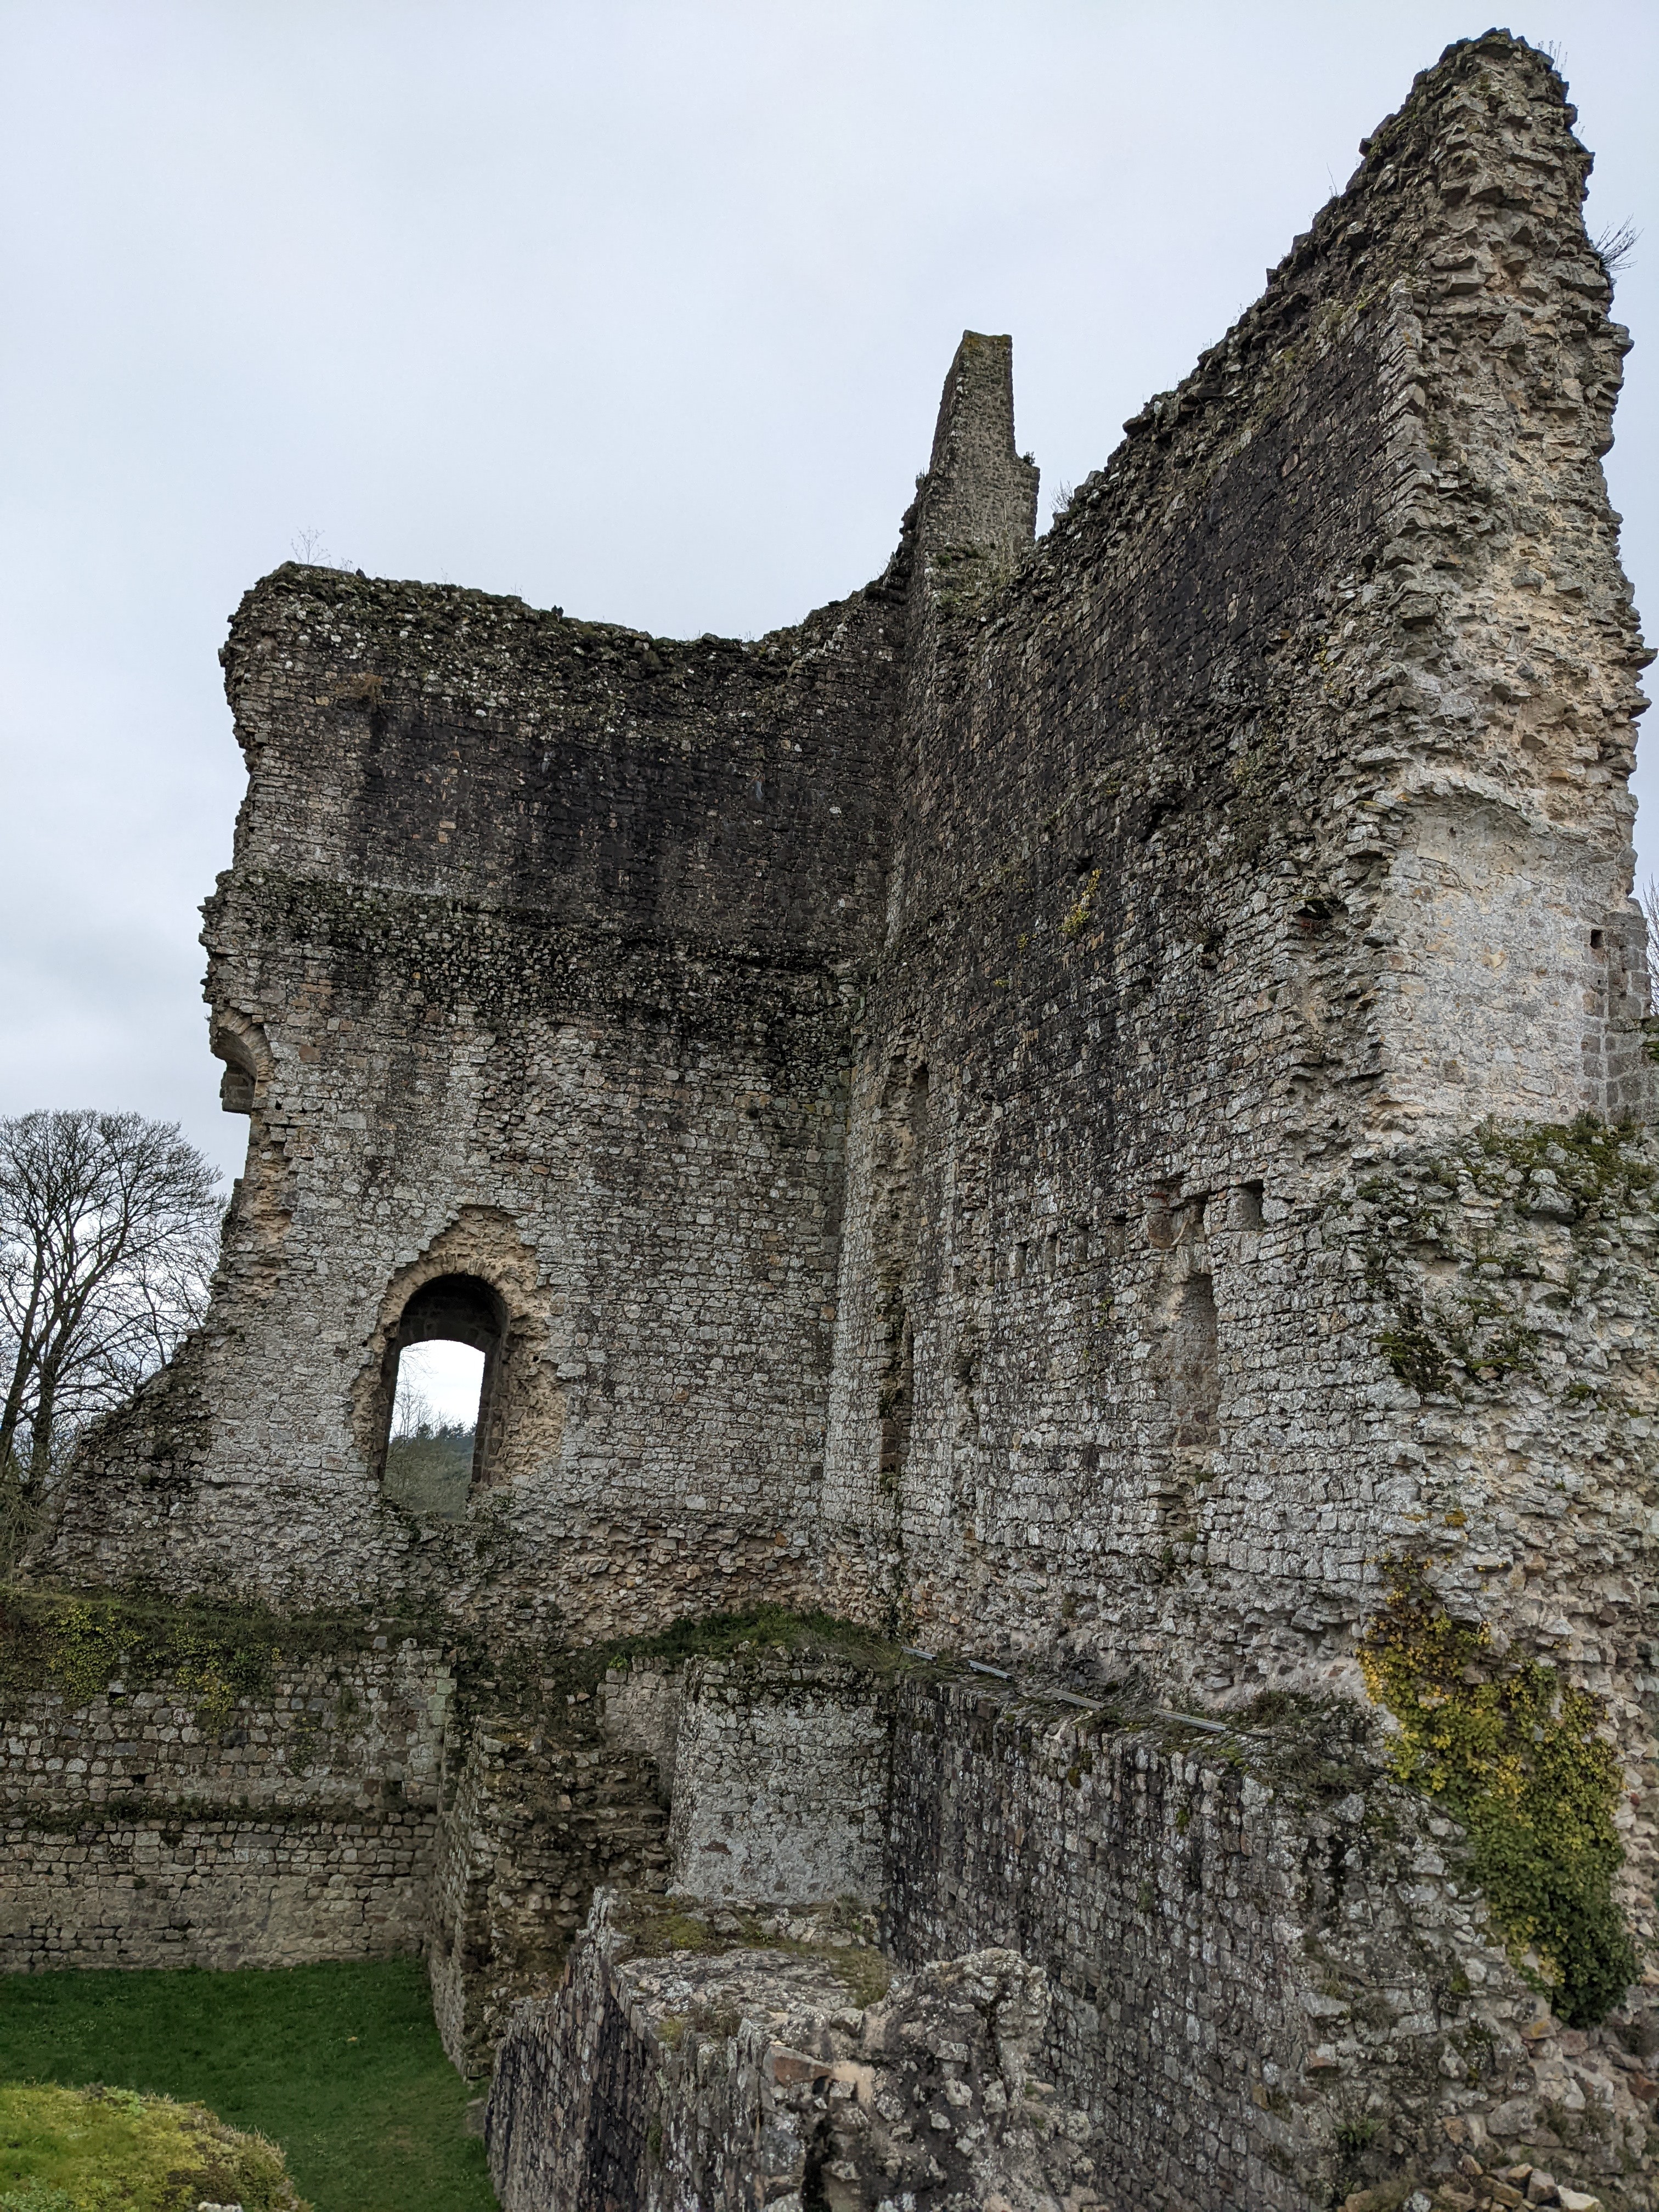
[8,31,1658,2210]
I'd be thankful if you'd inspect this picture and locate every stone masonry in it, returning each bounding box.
[2,1628,447,1971]
[9,29,1658,2211]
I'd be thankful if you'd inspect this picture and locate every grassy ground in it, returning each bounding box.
[0,1959,495,2212]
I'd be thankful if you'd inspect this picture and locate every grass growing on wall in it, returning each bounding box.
[0,1960,494,2212]
[0,1585,438,1731]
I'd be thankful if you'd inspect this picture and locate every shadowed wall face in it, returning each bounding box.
[821,37,1654,1747]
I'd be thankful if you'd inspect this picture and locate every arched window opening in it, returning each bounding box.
[381,1273,504,1518]
[211,1020,270,1117]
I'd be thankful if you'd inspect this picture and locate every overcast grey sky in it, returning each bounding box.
[2,1,1654,1193]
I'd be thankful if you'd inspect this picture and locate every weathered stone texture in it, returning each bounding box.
[426,1674,671,2070]
[1,1640,447,1970]
[12,27,1659,2212]
[665,1656,889,1908]
[882,1673,1655,2207]
[46,568,904,1634]
[488,1896,1096,2212]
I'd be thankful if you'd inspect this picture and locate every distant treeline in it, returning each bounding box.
[385,1423,475,1517]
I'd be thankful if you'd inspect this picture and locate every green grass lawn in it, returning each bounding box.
[0,1958,496,2212]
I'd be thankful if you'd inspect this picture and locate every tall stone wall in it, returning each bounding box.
[822,31,1651,1699]
[38,37,1649,1739]
[44,576,904,1637]
[12,26,1658,2212]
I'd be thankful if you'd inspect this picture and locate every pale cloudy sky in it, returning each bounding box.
[2,1,1655,1197]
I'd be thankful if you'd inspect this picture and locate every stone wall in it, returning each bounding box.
[6,1605,1654,2202]
[12,27,1659,2212]
[42,565,906,1638]
[1,1626,449,1972]
[487,1896,1101,2212]
[2,1806,434,1971]
[429,1646,889,2070]
[426,1673,670,2072]
[478,1652,1656,2209]
[35,36,1651,1766]
[820,31,1653,1717]
[664,1656,889,1909]
[883,1672,1657,2207]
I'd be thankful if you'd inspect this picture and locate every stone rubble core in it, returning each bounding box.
[7,26,1659,2210]
[488,1895,1091,2212]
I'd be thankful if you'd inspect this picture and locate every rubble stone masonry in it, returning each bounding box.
[9,30,1658,2211]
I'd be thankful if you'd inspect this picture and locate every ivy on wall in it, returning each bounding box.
[1359,1568,1637,2028]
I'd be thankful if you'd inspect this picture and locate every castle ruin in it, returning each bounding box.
[5,32,1658,2210]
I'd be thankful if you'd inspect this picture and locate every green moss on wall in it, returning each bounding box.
[617,1893,891,2009]
[0,1585,434,1728]
[1359,1570,1637,2027]
[1356,1114,1656,1399]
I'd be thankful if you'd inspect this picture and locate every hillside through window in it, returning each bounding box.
[386,1341,486,1516]
[380,1272,504,1517]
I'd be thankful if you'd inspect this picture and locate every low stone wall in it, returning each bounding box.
[471,1638,1656,2209]
[884,1673,1654,2209]
[2,1651,449,1816]
[0,1601,450,1974]
[2,1804,435,1969]
[487,1894,1103,2212]
[9,1597,1652,2206]
[430,1643,890,2072]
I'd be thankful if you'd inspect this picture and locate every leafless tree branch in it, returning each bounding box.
[0,1110,223,1521]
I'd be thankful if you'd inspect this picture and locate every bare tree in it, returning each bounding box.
[0,1112,223,1515]
[1640,880,1659,981]
[392,1363,437,1441]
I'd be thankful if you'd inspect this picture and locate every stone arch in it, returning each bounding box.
[209,1009,293,1263]
[383,1273,505,1511]
[354,1207,565,1512]
[210,1010,274,1116]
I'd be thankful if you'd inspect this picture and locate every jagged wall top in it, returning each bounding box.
[915,331,1040,559]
